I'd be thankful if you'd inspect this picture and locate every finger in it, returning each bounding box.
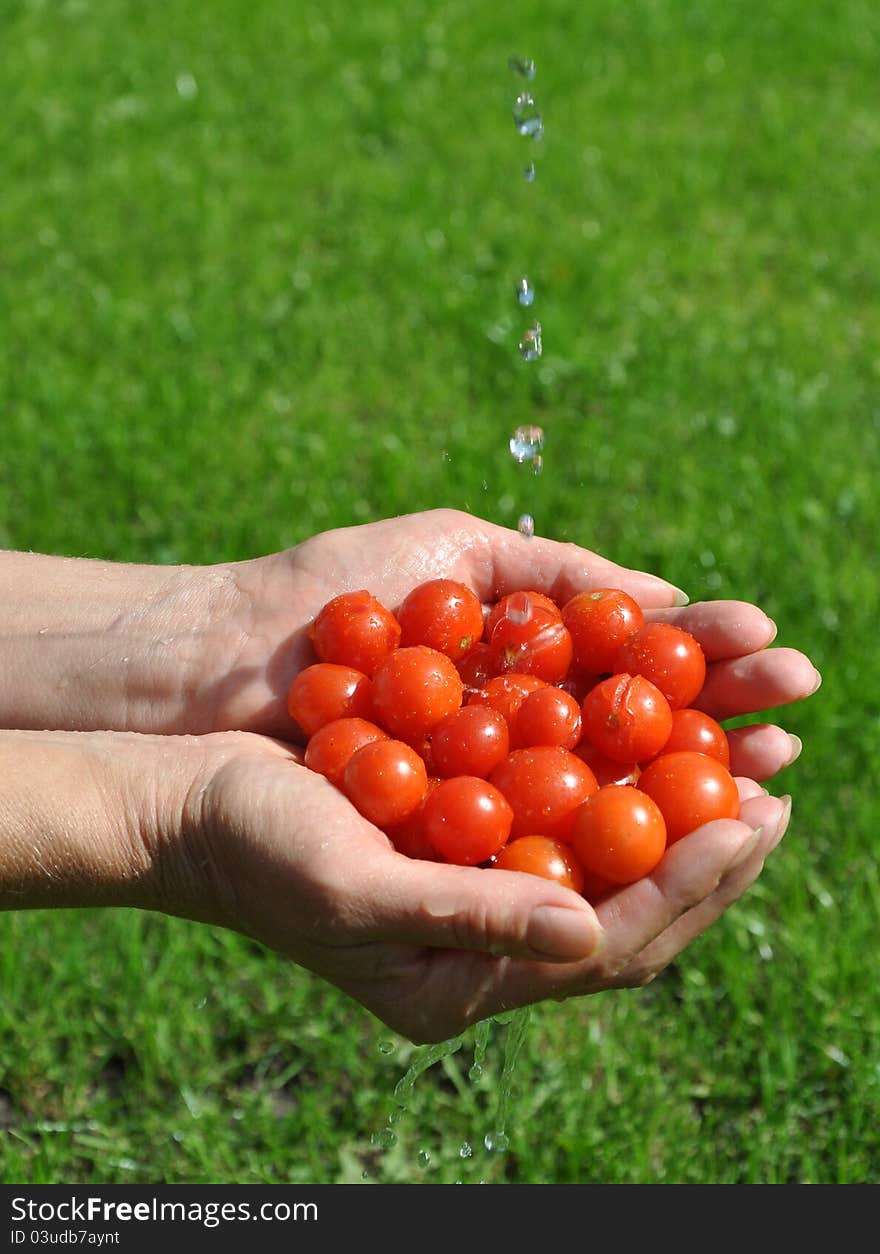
[696,648,821,720]
[645,601,777,661]
[735,775,767,802]
[369,852,604,963]
[620,794,791,975]
[727,723,803,781]
[451,514,688,609]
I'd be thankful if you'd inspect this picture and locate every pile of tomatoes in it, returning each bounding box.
[287,579,740,902]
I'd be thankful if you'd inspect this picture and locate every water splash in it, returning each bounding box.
[508,56,536,80]
[513,93,544,140]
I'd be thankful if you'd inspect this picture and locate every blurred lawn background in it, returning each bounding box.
[1,0,878,1183]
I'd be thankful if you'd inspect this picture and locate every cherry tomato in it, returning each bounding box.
[493,836,584,893]
[287,663,373,738]
[310,590,401,676]
[490,746,599,842]
[467,672,547,727]
[488,608,573,684]
[656,707,730,768]
[456,641,496,695]
[428,704,510,779]
[562,588,645,675]
[484,590,562,640]
[386,777,443,861]
[422,776,513,866]
[371,645,463,740]
[615,622,706,710]
[397,578,485,662]
[637,750,740,844]
[574,741,641,788]
[580,672,673,764]
[343,738,428,829]
[570,785,667,884]
[512,685,582,750]
[303,717,387,788]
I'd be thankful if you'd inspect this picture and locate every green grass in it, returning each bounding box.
[1,0,878,1183]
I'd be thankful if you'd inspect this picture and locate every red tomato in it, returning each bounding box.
[397,578,485,662]
[488,608,573,684]
[371,645,463,740]
[310,590,401,676]
[456,641,496,695]
[489,746,599,842]
[570,785,667,884]
[287,663,373,738]
[574,741,641,788]
[493,836,584,893]
[303,717,387,788]
[422,776,513,866]
[562,588,645,675]
[428,705,510,779]
[343,738,428,829]
[386,777,443,861]
[580,672,673,764]
[657,707,730,768]
[467,672,547,727]
[512,685,582,750]
[484,590,562,640]
[615,622,706,710]
[637,750,740,844]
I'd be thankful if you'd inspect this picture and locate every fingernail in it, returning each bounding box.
[810,668,823,694]
[765,618,779,644]
[673,587,690,607]
[726,826,763,871]
[527,906,603,960]
[768,795,792,852]
[786,734,803,766]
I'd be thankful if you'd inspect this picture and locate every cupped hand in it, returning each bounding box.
[175,727,793,1045]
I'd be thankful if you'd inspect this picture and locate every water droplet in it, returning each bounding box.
[505,591,533,625]
[175,72,198,101]
[518,514,535,539]
[484,1130,510,1153]
[388,1108,404,1124]
[459,1141,474,1159]
[468,1063,483,1082]
[518,322,542,361]
[516,276,534,306]
[509,423,544,462]
[513,94,543,139]
[370,1128,397,1149]
[531,454,544,475]
[417,1150,431,1166]
[508,56,536,80]
[377,1039,395,1055]
[523,162,536,182]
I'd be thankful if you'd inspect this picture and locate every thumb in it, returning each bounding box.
[368,854,604,962]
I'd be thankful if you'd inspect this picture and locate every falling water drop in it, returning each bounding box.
[518,322,542,361]
[513,94,544,139]
[459,1141,474,1159]
[417,1149,431,1167]
[377,1039,395,1055]
[509,423,544,463]
[484,1130,510,1153]
[523,162,536,182]
[518,514,535,539]
[508,56,536,80]
[370,1128,397,1149]
[516,276,535,306]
